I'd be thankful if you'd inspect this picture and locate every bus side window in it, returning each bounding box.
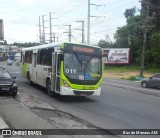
[40,49,47,65]
[29,51,33,63]
[41,55,46,65]
[22,52,25,64]
[37,50,41,65]
[57,54,61,74]
[21,51,22,63]
[24,52,26,63]
[47,48,54,66]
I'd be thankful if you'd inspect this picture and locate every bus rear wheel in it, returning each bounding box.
[46,80,54,97]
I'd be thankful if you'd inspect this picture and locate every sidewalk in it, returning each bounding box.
[0,116,8,138]
[0,97,70,138]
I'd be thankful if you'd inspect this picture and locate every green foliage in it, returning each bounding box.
[114,26,128,47]
[124,7,136,19]
[98,2,160,70]
[106,66,160,74]
[114,15,145,64]
[126,76,137,81]
[0,40,7,45]
[146,68,160,73]
[4,40,7,45]
[149,32,160,68]
[98,35,115,48]
[126,76,144,81]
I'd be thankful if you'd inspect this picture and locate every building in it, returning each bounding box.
[0,45,21,61]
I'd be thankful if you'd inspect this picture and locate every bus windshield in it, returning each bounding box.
[64,53,102,82]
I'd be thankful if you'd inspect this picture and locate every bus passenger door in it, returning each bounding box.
[51,53,60,92]
[32,53,37,83]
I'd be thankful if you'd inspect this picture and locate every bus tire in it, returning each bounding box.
[27,73,33,86]
[46,80,54,97]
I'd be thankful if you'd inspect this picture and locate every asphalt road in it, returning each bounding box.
[1,61,160,138]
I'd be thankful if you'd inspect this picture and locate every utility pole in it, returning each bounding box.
[49,12,53,43]
[42,15,47,44]
[53,33,57,43]
[76,20,85,43]
[63,25,72,42]
[140,1,149,77]
[87,0,104,44]
[39,16,42,44]
[49,12,58,43]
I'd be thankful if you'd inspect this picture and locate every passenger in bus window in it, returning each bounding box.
[41,55,46,65]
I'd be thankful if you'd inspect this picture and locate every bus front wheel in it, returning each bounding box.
[46,80,54,97]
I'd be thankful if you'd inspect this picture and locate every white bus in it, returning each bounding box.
[21,42,103,96]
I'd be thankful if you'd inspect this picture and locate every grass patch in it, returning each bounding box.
[126,76,144,81]
[105,66,140,73]
[105,66,160,74]
[126,76,136,81]
[145,68,160,73]
[103,66,159,80]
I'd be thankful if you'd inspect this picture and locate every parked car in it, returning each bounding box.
[7,59,13,65]
[0,67,18,97]
[0,57,4,61]
[141,74,160,88]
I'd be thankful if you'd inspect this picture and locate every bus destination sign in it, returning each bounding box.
[73,46,95,54]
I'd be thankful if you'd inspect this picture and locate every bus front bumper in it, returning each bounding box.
[60,86,101,96]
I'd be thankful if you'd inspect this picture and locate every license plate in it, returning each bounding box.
[2,88,9,91]
[80,93,87,96]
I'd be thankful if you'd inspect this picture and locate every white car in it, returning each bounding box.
[7,59,13,65]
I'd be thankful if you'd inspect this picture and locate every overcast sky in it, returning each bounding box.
[0,0,141,44]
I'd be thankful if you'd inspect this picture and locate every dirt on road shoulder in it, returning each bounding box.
[103,71,154,79]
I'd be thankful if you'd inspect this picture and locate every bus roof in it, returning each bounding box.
[21,42,101,51]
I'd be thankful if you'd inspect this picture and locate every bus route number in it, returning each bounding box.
[65,68,76,74]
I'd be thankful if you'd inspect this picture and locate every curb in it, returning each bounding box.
[107,83,160,97]
[0,116,9,138]
[0,116,9,129]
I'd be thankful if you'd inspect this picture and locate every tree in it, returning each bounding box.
[114,15,144,64]
[124,7,136,19]
[98,35,115,48]
[4,40,7,45]
[146,32,160,68]
[12,42,40,47]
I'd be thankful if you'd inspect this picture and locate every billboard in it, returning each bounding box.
[102,48,130,64]
[0,19,4,40]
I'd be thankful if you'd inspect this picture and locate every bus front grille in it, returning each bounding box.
[73,90,94,96]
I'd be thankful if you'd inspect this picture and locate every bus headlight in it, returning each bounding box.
[97,82,103,90]
[62,80,70,88]
[99,82,103,87]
